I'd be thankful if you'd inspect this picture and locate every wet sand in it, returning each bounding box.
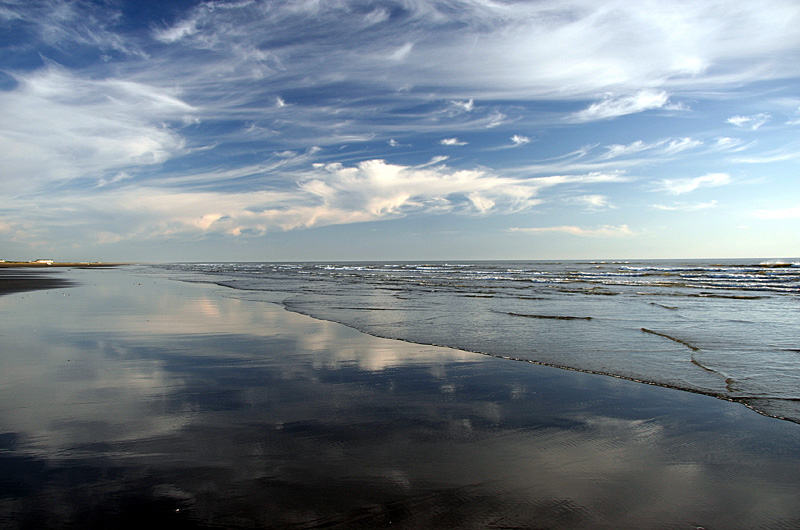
[1,266,799,529]
[0,269,73,296]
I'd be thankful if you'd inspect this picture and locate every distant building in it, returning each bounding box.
[33,259,54,265]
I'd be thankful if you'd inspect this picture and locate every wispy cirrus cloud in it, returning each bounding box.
[652,200,718,211]
[127,0,800,112]
[569,91,670,122]
[441,138,468,146]
[572,195,615,211]
[712,137,754,152]
[731,148,800,164]
[449,99,475,113]
[661,137,704,155]
[489,134,533,151]
[727,113,771,130]
[754,206,800,219]
[599,140,654,160]
[0,64,194,193]
[8,1,800,107]
[509,136,709,178]
[660,173,731,195]
[510,225,634,238]
[600,137,703,160]
[0,0,143,57]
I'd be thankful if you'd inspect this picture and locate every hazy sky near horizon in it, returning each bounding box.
[2,0,799,261]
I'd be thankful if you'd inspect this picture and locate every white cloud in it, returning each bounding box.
[600,137,703,160]
[389,42,415,62]
[0,65,193,192]
[754,206,800,219]
[664,101,691,112]
[599,140,656,160]
[661,173,731,195]
[573,195,614,210]
[468,192,496,214]
[97,172,133,188]
[652,200,718,211]
[662,137,703,155]
[416,156,450,167]
[510,225,634,238]
[298,159,540,222]
[450,99,475,112]
[510,135,530,147]
[394,1,800,101]
[727,113,771,130]
[2,0,142,56]
[154,17,199,43]
[1,160,636,246]
[533,171,630,188]
[12,0,800,106]
[441,138,468,146]
[713,137,754,152]
[731,150,800,164]
[570,91,670,122]
[485,110,508,128]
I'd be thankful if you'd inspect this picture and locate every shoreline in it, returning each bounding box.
[286,304,800,425]
[202,276,800,426]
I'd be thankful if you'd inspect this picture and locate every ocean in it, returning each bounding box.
[159,259,800,423]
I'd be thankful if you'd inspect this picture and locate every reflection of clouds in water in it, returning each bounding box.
[0,334,193,456]
[10,274,286,339]
[193,296,222,319]
[294,309,478,372]
[0,268,482,459]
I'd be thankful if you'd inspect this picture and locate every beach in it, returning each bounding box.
[1,266,799,529]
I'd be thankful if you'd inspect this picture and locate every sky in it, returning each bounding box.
[1,0,799,262]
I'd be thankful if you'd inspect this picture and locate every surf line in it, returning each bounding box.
[502,311,592,320]
[640,327,698,351]
[640,327,736,392]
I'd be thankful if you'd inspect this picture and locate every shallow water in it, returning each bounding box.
[1,266,799,529]
[159,260,800,423]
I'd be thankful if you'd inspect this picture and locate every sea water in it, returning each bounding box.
[159,259,800,423]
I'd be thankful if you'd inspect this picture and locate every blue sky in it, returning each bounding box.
[2,0,799,261]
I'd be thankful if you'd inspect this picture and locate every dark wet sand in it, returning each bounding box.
[1,266,799,529]
[0,269,73,295]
